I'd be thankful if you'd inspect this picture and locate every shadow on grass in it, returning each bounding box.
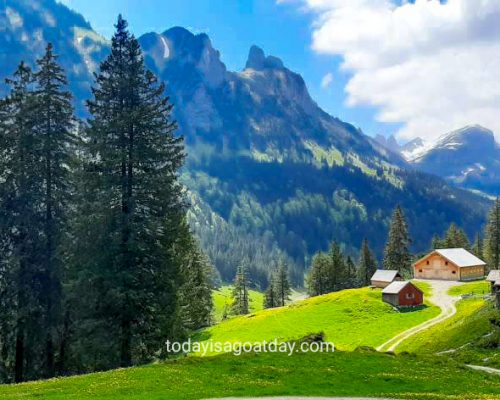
[398,304,429,313]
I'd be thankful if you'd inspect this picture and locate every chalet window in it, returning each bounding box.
[406,293,415,299]
[419,269,423,273]
[452,271,456,274]
[445,261,448,266]
[426,261,430,265]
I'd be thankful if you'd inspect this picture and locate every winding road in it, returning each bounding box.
[376,279,462,353]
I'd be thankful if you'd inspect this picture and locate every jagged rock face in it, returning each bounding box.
[410,125,500,195]
[140,31,389,165]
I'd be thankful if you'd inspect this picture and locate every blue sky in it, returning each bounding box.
[61,0,397,138]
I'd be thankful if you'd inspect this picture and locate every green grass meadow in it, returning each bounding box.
[0,350,498,400]
[198,287,440,354]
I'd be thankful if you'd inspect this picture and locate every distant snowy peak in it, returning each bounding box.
[374,134,426,160]
[411,125,496,163]
[406,125,500,196]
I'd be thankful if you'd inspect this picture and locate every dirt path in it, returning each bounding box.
[377,280,462,352]
[466,364,500,376]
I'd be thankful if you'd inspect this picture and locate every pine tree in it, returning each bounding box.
[485,198,500,271]
[274,260,291,307]
[383,205,412,277]
[0,62,44,383]
[328,241,346,292]
[231,265,250,315]
[177,226,214,332]
[345,256,357,288]
[0,46,76,382]
[263,271,277,309]
[357,239,377,286]
[71,16,187,370]
[472,232,484,260]
[307,253,329,296]
[444,223,469,249]
[33,43,76,378]
[431,234,443,250]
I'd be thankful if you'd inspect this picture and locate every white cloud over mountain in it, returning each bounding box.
[289,0,500,141]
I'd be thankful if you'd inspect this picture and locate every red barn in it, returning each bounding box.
[382,281,423,308]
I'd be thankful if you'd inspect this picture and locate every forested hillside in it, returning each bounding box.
[0,0,492,287]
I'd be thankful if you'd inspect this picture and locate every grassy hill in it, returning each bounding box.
[197,286,440,354]
[0,350,499,400]
[395,280,499,369]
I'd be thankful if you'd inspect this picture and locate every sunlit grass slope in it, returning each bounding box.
[212,285,264,322]
[397,298,491,354]
[448,280,490,297]
[198,287,440,353]
[1,351,499,400]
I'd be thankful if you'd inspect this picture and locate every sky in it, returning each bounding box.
[59,0,500,143]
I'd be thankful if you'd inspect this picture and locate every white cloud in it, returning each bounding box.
[321,72,334,89]
[290,0,500,141]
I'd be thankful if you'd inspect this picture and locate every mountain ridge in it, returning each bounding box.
[0,0,491,285]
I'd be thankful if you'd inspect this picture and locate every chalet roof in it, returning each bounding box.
[494,280,500,287]
[371,270,401,283]
[414,248,486,268]
[382,281,422,295]
[435,249,486,267]
[486,270,500,282]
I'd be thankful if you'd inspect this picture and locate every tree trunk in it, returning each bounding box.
[120,318,132,367]
[14,325,24,383]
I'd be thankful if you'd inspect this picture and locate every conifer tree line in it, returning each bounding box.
[306,240,374,296]
[0,16,213,383]
[306,205,410,296]
[263,260,291,309]
[305,199,500,298]
[430,198,500,271]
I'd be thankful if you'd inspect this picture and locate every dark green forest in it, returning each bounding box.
[184,154,490,287]
[0,17,212,383]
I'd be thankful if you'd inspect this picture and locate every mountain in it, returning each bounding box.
[374,134,401,153]
[408,125,500,196]
[400,138,425,160]
[0,0,491,286]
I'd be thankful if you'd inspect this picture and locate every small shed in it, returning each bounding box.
[486,270,500,294]
[371,270,403,288]
[382,281,423,308]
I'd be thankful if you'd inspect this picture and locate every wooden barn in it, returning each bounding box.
[486,270,500,294]
[382,281,423,308]
[413,248,486,281]
[371,270,403,288]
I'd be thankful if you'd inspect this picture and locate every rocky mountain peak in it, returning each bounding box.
[245,45,284,70]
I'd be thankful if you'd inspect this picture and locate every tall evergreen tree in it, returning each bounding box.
[472,232,484,260]
[177,225,214,332]
[357,239,377,286]
[485,198,500,271]
[0,44,75,381]
[444,223,470,249]
[0,62,42,383]
[345,256,357,288]
[71,16,186,370]
[383,205,412,277]
[431,234,443,250]
[263,271,277,309]
[231,264,250,315]
[307,253,330,296]
[274,260,291,307]
[328,241,346,292]
[33,43,75,378]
